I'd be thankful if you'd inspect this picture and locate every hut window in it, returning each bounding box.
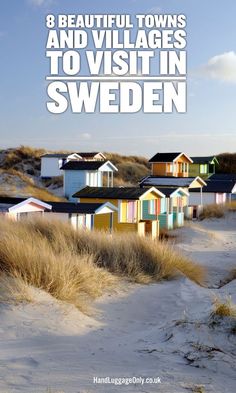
[200,164,207,174]
[177,197,183,208]
[184,163,188,172]
[87,172,97,186]
[127,201,136,223]
[149,200,157,215]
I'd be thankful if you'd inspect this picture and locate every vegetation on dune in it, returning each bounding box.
[1,147,236,189]
[217,153,236,174]
[209,295,236,336]
[105,152,149,167]
[0,146,66,201]
[0,146,150,189]
[0,218,115,311]
[228,201,236,212]
[0,168,64,201]
[0,146,46,174]
[0,218,205,310]
[113,162,149,185]
[41,176,64,188]
[199,202,236,220]
[24,218,205,285]
[1,146,236,178]
[199,204,226,220]
[0,274,33,304]
[211,296,236,319]
[191,387,205,393]
[19,184,65,202]
[104,152,150,186]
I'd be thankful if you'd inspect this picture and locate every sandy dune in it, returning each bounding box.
[0,214,235,393]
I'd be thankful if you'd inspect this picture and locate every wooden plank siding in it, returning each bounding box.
[151,155,190,177]
[79,192,164,238]
[189,163,215,179]
[141,200,161,220]
[173,212,184,227]
[158,213,174,230]
[79,197,140,233]
[152,163,167,176]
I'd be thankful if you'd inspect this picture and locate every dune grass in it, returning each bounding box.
[0,274,33,304]
[0,218,205,310]
[211,297,236,319]
[0,147,150,188]
[217,152,236,174]
[191,386,205,393]
[0,168,64,201]
[0,219,115,310]
[1,146,45,172]
[199,202,236,220]
[22,218,205,284]
[199,204,226,220]
[228,200,236,212]
[21,184,65,201]
[104,152,150,186]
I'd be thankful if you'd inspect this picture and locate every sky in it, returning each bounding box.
[0,0,236,157]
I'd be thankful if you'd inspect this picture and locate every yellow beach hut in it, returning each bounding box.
[73,186,166,238]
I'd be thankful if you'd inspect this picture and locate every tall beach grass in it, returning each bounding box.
[199,202,236,220]
[0,218,205,310]
[211,296,236,319]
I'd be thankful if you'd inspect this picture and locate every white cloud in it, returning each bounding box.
[198,51,236,83]
[80,133,91,140]
[28,0,53,6]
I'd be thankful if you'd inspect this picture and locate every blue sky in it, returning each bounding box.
[0,0,236,157]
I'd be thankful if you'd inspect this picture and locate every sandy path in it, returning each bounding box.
[176,213,236,287]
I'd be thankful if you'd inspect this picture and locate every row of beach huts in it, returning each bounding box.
[0,151,235,238]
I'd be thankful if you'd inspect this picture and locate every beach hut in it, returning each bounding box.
[0,197,51,220]
[0,196,118,232]
[61,160,118,201]
[44,201,117,231]
[157,187,189,229]
[40,152,82,178]
[190,180,236,205]
[40,151,106,178]
[73,186,166,239]
[139,175,206,219]
[189,156,219,179]
[148,152,193,178]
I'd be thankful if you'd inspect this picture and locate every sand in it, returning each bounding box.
[0,213,235,393]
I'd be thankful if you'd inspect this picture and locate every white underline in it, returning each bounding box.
[46,76,186,81]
